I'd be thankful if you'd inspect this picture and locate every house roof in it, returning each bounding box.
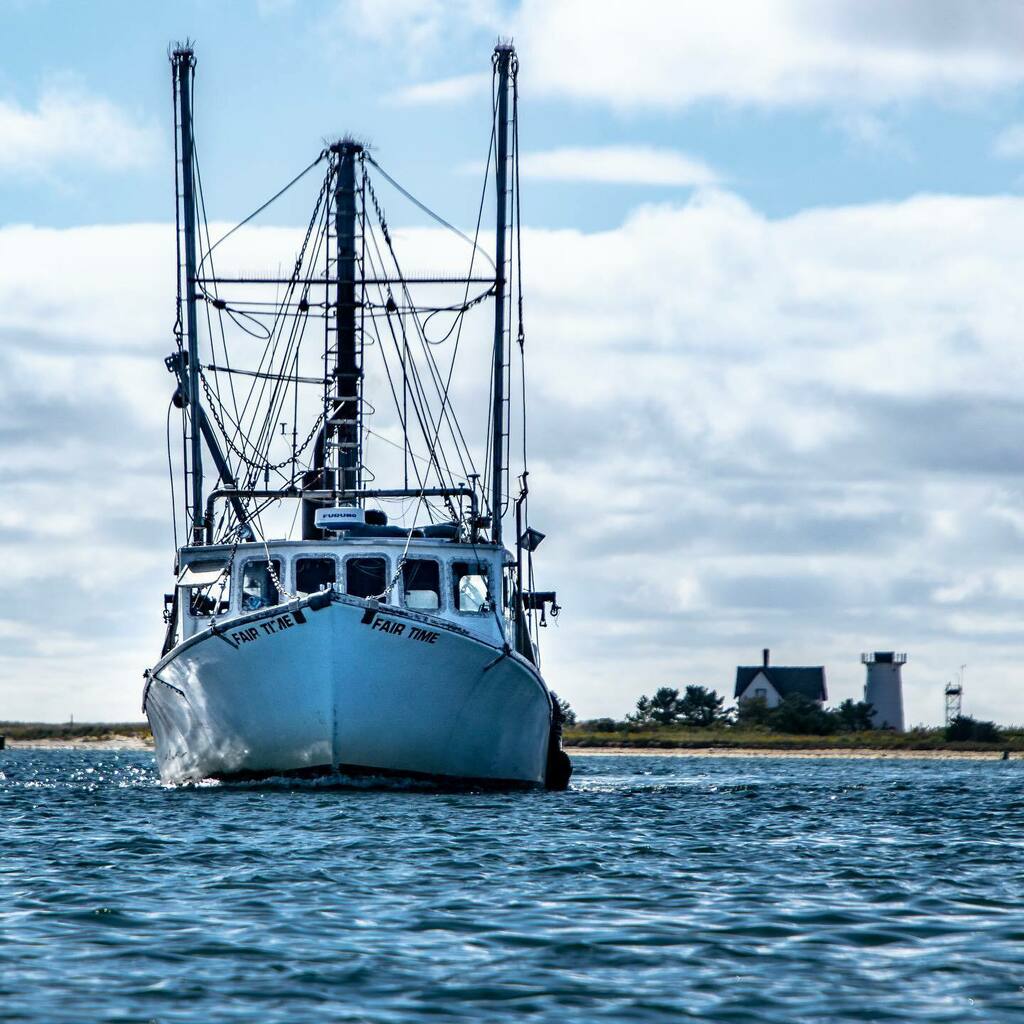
[735,666,827,701]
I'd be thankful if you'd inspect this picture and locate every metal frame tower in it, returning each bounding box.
[945,665,965,725]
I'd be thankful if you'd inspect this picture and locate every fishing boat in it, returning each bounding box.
[143,42,571,789]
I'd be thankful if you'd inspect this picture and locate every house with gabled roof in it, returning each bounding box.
[735,648,827,709]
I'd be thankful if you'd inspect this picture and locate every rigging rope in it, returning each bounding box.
[166,397,179,551]
[196,149,329,278]
[364,153,496,272]
[177,74,526,555]
[191,157,333,541]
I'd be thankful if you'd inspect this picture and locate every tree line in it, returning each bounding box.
[556,686,1002,740]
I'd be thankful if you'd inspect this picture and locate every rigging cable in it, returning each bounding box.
[166,397,179,551]
[196,149,329,278]
[364,153,496,272]
[194,142,332,511]
[192,160,334,539]
[363,170,484,497]
[513,54,528,479]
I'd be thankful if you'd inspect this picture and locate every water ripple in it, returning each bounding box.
[3,750,1024,1022]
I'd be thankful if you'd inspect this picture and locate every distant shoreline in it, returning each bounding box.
[4,735,153,750]
[566,746,1011,760]
[563,726,1024,755]
[0,723,153,750]
[2,723,1019,759]
[2,739,1013,760]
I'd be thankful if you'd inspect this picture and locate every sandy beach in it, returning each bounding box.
[5,736,154,751]
[567,746,1011,760]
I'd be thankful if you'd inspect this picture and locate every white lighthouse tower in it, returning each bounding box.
[862,651,906,731]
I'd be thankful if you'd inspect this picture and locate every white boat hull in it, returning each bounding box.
[144,593,558,787]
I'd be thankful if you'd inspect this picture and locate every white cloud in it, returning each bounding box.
[512,146,720,187]
[0,79,158,178]
[517,0,1024,109]
[328,0,502,71]
[388,73,490,106]
[390,0,1024,111]
[994,123,1024,159]
[6,190,1024,725]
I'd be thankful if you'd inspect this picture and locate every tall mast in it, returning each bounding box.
[172,46,204,544]
[331,140,362,503]
[491,42,514,546]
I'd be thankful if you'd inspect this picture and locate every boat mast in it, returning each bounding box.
[491,42,514,546]
[172,46,204,544]
[331,139,363,504]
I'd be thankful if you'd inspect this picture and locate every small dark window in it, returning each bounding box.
[346,557,387,599]
[189,588,229,617]
[402,559,440,611]
[453,561,490,613]
[241,560,281,611]
[179,561,229,617]
[296,557,336,595]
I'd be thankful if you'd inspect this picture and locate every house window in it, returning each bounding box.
[241,560,281,611]
[346,556,387,599]
[402,559,440,611]
[452,561,490,614]
[296,557,336,595]
[754,687,767,699]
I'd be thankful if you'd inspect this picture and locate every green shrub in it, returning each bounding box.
[628,685,728,727]
[945,715,1001,743]
[767,694,837,735]
[576,718,623,733]
[833,699,875,732]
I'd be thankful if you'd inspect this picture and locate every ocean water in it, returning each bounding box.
[2,751,1024,1023]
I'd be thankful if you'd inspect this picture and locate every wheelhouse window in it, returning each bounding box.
[241,559,281,611]
[296,557,337,596]
[402,559,440,611]
[346,556,387,600]
[189,586,229,617]
[177,561,230,617]
[452,561,490,614]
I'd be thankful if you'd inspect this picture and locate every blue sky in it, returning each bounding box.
[6,0,1024,724]
[5,0,1024,231]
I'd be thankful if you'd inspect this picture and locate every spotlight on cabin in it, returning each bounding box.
[520,527,545,552]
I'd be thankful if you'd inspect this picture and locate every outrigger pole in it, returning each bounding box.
[172,46,205,545]
[169,46,250,546]
[491,42,514,547]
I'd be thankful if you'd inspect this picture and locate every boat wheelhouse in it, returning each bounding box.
[175,536,506,646]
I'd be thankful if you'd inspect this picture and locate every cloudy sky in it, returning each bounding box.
[4,0,1024,724]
